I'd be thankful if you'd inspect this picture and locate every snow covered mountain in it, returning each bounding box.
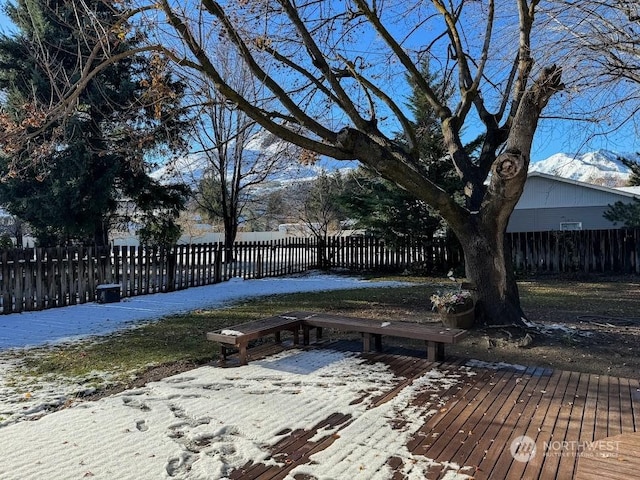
[530,150,638,187]
[150,128,356,188]
[153,142,637,191]
[151,152,355,189]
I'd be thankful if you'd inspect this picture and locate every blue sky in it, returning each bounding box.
[0,7,637,164]
[530,110,640,162]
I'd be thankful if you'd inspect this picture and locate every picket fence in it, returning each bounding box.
[0,229,637,314]
[0,236,459,314]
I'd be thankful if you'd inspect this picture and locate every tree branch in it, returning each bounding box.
[159,0,354,160]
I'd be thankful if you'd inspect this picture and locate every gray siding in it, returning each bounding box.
[515,176,633,208]
[507,173,638,232]
[507,206,620,232]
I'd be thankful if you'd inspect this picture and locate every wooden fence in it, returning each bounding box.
[0,236,460,315]
[0,229,637,314]
[319,236,462,273]
[507,228,640,274]
[0,238,318,314]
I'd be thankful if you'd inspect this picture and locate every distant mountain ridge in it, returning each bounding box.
[150,128,357,188]
[153,146,638,190]
[530,150,639,187]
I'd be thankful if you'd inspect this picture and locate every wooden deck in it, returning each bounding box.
[220,340,640,480]
[575,432,640,480]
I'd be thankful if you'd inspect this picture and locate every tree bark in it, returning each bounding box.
[459,224,525,326]
[223,216,237,263]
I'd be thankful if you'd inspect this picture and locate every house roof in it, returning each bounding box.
[514,171,640,210]
[615,186,640,196]
[527,171,639,199]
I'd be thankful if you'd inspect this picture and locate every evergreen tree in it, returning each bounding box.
[0,0,190,246]
[621,156,640,186]
[338,167,443,243]
[604,155,640,227]
[338,65,471,244]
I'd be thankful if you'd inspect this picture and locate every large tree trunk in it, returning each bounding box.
[223,215,238,263]
[459,224,525,326]
[94,220,109,248]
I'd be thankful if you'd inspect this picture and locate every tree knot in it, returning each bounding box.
[336,127,357,151]
[493,151,525,180]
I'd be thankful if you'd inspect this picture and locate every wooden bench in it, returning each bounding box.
[206,311,468,365]
[206,314,303,365]
[296,311,468,362]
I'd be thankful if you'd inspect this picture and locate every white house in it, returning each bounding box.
[507,172,640,233]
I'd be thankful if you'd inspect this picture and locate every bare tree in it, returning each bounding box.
[145,0,563,325]
[6,1,637,325]
[159,47,296,258]
[288,170,347,239]
[540,1,640,141]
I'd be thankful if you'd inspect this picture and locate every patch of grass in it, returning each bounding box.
[519,279,640,315]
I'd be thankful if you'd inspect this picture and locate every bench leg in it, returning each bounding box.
[292,327,300,345]
[426,341,445,362]
[363,333,371,352]
[238,342,249,365]
[374,334,382,352]
[275,331,282,343]
[220,345,228,363]
[302,326,322,345]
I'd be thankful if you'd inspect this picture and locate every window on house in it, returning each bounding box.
[560,222,582,231]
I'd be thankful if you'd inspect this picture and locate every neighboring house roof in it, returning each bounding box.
[615,186,640,195]
[514,171,639,210]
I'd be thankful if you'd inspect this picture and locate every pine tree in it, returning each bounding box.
[337,64,472,244]
[620,156,640,186]
[603,155,640,227]
[0,0,190,246]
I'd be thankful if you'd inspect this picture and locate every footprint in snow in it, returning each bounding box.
[136,419,149,432]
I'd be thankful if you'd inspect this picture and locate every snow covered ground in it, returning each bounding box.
[0,272,410,425]
[0,272,478,479]
[0,349,476,479]
[0,272,407,351]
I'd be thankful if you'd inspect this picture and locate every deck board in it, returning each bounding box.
[608,376,622,437]
[575,432,640,480]
[219,341,639,480]
[481,367,554,479]
[540,371,580,478]
[580,373,599,444]
[507,368,569,480]
[434,368,518,479]
[618,377,633,434]
[462,368,544,477]
[595,374,611,440]
[551,371,590,479]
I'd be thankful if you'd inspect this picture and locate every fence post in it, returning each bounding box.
[1,251,11,313]
[256,251,263,279]
[317,236,327,270]
[76,247,86,303]
[35,248,44,310]
[166,246,176,292]
[214,243,223,283]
